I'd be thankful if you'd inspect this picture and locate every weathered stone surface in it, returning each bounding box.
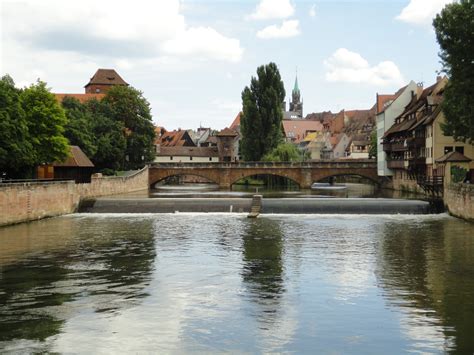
[149,161,380,189]
[0,167,149,226]
[444,183,474,221]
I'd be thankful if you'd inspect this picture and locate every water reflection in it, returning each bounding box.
[242,218,284,300]
[0,214,473,353]
[376,218,474,353]
[0,217,155,350]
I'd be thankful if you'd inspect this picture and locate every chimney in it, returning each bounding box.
[436,75,442,83]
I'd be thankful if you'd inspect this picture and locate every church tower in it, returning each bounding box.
[289,74,303,118]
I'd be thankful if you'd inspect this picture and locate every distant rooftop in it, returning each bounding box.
[85,69,128,88]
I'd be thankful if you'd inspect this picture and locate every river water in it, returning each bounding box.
[1,212,473,353]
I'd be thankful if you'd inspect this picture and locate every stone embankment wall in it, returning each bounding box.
[444,183,474,221]
[0,167,148,227]
[391,176,425,194]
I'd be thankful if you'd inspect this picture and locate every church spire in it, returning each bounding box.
[289,68,303,118]
[293,69,300,95]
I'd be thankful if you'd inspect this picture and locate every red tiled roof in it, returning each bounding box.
[230,112,241,130]
[159,130,195,147]
[377,85,408,114]
[55,93,105,103]
[217,127,238,137]
[283,120,324,143]
[85,69,128,88]
[157,146,218,158]
[53,146,94,168]
[436,151,472,163]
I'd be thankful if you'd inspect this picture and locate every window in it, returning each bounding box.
[455,146,464,155]
[190,156,193,161]
[170,156,173,160]
[444,146,453,154]
[209,157,212,161]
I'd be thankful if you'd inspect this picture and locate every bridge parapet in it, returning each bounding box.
[150,159,376,169]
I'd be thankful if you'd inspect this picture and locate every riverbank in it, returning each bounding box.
[444,183,473,221]
[0,167,148,227]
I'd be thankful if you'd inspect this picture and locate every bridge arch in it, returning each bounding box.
[149,169,219,188]
[312,171,380,186]
[229,172,301,188]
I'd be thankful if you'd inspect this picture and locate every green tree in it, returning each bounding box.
[86,99,127,171]
[0,75,34,178]
[102,86,156,169]
[240,63,286,161]
[262,142,306,162]
[433,0,474,143]
[21,81,69,166]
[369,130,377,159]
[62,96,97,158]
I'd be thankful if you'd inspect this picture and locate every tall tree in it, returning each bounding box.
[62,96,97,158]
[0,75,34,178]
[85,98,127,172]
[240,63,286,161]
[102,86,156,169]
[433,0,474,143]
[21,81,69,166]
[369,130,377,159]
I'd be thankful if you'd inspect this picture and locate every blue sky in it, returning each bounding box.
[0,0,452,130]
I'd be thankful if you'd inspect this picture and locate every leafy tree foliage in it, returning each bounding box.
[0,75,34,178]
[85,99,127,171]
[21,81,69,166]
[433,0,474,143]
[62,96,97,158]
[262,143,306,162]
[369,130,377,159]
[102,86,156,169]
[240,63,286,161]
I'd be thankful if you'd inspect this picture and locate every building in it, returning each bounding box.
[376,81,419,176]
[216,128,239,162]
[55,68,127,103]
[348,138,370,159]
[329,133,351,159]
[36,146,94,183]
[154,146,219,163]
[157,129,195,147]
[284,74,303,119]
[84,69,128,94]
[382,77,474,191]
[283,120,323,143]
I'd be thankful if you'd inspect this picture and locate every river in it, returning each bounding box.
[1,212,473,353]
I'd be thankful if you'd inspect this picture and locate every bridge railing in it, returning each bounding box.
[149,159,376,168]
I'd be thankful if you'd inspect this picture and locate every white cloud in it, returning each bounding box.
[2,0,243,63]
[162,27,243,62]
[257,20,300,39]
[309,4,316,18]
[396,0,454,26]
[249,0,295,20]
[324,48,405,86]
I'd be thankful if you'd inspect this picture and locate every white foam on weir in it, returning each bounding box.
[261,213,452,220]
[69,213,452,220]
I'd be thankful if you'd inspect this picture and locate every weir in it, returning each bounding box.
[79,197,432,214]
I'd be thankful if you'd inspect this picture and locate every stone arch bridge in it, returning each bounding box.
[149,160,381,189]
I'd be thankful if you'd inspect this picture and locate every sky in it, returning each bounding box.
[0,0,453,130]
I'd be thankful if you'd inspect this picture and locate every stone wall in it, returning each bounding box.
[77,166,149,198]
[0,181,80,226]
[444,183,474,221]
[0,167,149,227]
[390,175,425,194]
